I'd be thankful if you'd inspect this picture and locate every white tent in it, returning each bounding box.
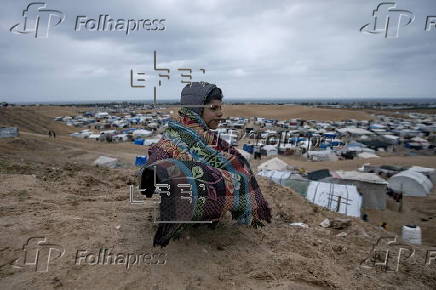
[147,122,159,129]
[307,150,338,161]
[113,134,129,142]
[88,133,101,139]
[324,171,388,210]
[95,112,109,118]
[306,181,362,217]
[132,129,153,138]
[337,127,374,136]
[257,170,292,185]
[408,166,436,184]
[358,152,379,159]
[388,170,433,197]
[93,156,120,168]
[143,138,160,146]
[262,145,278,156]
[257,157,289,171]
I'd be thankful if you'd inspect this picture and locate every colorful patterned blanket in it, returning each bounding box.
[140,108,272,247]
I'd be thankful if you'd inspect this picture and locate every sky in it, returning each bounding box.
[1,0,436,103]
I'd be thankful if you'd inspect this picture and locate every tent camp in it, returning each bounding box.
[388,170,433,197]
[257,157,289,171]
[306,181,362,217]
[322,171,388,210]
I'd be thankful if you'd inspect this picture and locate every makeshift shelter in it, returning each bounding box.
[257,157,289,171]
[307,150,338,161]
[143,139,160,146]
[388,170,433,197]
[132,129,153,138]
[281,179,310,196]
[306,181,362,217]
[261,145,278,156]
[258,170,292,185]
[360,139,391,151]
[308,169,331,181]
[381,135,400,145]
[358,152,379,159]
[337,128,374,137]
[408,166,436,184]
[113,134,129,142]
[322,171,388,210]
[0,127,19,138]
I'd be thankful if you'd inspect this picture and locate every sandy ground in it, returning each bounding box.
[2,104,374,123]
[0,106,435,289]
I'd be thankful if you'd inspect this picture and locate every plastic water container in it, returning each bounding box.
[135,156,147,167]
[402,225,422,245]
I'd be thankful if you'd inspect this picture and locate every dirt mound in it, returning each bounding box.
[0,107,73,135]
[1,157,435,289]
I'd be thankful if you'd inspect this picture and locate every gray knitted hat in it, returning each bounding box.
[180,82,219,115]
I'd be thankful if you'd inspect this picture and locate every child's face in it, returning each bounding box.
[202,99,223,129]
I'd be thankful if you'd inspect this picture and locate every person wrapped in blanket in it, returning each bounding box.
[139,82,272,247]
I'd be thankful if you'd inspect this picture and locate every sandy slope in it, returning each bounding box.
[1,134,435,289]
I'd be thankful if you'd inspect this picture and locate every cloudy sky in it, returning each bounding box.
[1,0,435,103]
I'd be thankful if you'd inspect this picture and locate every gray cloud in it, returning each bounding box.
[1,0,435,103]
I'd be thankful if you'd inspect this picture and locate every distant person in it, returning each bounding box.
[254,145,262,160]
[48,130,52,138]
[52,130,56,139]
[140,82,271,247]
